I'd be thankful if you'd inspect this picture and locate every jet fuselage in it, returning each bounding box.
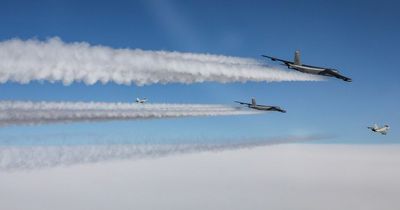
[249,105,274,111]
[288,64,352,82]
[289,64,327,74]
[248,104,286,113]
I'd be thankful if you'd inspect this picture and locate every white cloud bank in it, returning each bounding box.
[0,144,399,210]
[0,101,259,126]
[0,38,321,85]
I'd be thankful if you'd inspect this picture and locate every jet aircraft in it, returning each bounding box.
[262,51,352,82]
[234,98,286,113]
[136,97,147,104]
[367,124,390,135]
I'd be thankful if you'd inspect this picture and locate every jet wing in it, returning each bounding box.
[337,75,352,82]
[234,101,251,106]
[261,55,293,66]
[330,71,352,82]
[257,105,287,113]
[320,69,352,82]
[269,106,287,113]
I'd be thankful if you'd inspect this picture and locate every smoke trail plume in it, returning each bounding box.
[0,38,321,85]
[0,136,325,171]
[0,101,258,127]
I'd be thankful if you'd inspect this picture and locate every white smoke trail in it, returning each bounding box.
[0,136,326,171]
[0,101,258,126]
[0,38,322,85]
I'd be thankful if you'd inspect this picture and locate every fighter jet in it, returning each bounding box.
[234,98,286,113]
[136,97,147,104]
[367,124,390,135]
[262,51,352,82]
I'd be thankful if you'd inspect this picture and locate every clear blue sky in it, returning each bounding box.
[0,0,399,144]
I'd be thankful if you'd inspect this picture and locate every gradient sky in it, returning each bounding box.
[0,0,399,144]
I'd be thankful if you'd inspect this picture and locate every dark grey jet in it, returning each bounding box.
[234,98,286,113]
[262,51,352,82]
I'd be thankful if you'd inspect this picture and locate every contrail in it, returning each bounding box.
[0,38,322,85]
[0,135,326,171]
[0,101,259,127]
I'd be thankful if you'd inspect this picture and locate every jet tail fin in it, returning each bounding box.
[251,98,256,106]
[294,50,301,65]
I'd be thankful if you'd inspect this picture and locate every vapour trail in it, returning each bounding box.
[0,101,259,127]
[0,135,326,171]
[0,38,322,85]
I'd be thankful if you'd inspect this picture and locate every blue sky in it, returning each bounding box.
[0,0,399,144]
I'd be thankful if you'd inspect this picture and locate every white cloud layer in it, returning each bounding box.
[0,38,321,85]
[0,144,399,210]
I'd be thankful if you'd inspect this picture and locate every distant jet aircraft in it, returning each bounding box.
[262,51,352,82]
[136,97,147,104]
[234,98,286,113]
[367,124,390,135]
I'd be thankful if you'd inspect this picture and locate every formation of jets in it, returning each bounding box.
[137,51,389,136]
[262,51,352,82]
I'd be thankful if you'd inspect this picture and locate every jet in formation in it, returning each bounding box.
[136,97,148,104]
[367,124,390,135]
[234,98,286,113]
[262,51,352,82]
